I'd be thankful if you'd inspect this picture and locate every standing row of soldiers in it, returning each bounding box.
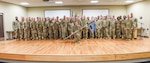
[13,16,81,42]
[12,13,137,41]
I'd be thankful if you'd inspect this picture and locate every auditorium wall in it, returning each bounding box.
[27,5,127,18]
[0,1,27,40]
[127,0,150,36]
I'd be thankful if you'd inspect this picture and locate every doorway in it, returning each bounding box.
[0,13,4,40]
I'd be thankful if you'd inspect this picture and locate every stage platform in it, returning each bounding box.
[0,38,150,61]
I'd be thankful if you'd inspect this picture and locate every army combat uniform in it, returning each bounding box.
[102,19,110,39]
[95,20,100,38]
[48,20,54,39]
[12,20,19,39]
[61,19,68,39]
[125,19,132,40]
[77,20,83,38]
[43,20,48,39]
[73,24,81,42]
[53,20,60,39]
[67,20,74,39]
[131,18,138,39]
[37,20,43,40]
[30,21,37,40]
[19,21,24,40]
[121,19,127,39]
[81,19,88,39]
[109,19,116,39]
[115,20,121,39]
[25,21,31,40]
[99,19,103,38]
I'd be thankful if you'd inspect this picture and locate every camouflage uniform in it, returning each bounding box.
[115,20,121,39]
[19,21,24,40]
[109,19,116,39]
[48,20,54,39]
[30,21,37,40]
[77,20,82,38]
[125,19,132,40]
[43,19,48,39]
[131,18,138,39]
[24,21,31,40]
[61,19,68,39]
[67,20,74,39]
[81,19,88,39]
[73,24,81,42]
[12,20,19,39]
[99,19,103,38]
[102,19,110,39]
[121,19,127,39]
[37,20,43,40]
[53,20,59,39]
[95,20,100,38]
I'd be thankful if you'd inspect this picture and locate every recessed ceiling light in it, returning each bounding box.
[91,0,98,3]
[126,0,134,3]
[20,2,29,5]
[55,1,63,4]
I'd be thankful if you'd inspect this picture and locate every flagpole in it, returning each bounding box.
[64,21,96,40]
[64,26,86,40]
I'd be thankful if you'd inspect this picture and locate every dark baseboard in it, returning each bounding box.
[0,37,4,41]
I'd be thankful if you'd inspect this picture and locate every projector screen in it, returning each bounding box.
[82,9,109,17]
[44,10,71,18]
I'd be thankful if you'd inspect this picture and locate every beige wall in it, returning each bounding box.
[127,0,150,36]
[27,5,127,18]
[0,1,27,40]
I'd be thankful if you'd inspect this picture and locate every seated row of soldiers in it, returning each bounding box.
[12,14,138,41]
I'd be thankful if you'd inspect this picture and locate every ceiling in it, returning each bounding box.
[0,0,143,7]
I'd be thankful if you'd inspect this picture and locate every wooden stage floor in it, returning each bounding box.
[0,38,150,61]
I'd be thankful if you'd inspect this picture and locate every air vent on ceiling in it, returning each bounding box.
[43,0,53,2]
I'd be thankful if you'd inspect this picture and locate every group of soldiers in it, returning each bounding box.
[12,13,138,42]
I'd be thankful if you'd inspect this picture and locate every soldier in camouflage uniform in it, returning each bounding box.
[121,16,127,39]
[30,18,37,40]
[42,17,48,39]
[95,17,100,39]
[24,17,30,40]
[73,21,81,42]
[59,18,62,39]
[61,16,68,39]
[109,16,116,39]
[67,17,74,39]
[102,16,110,39]
[115,17,121,39]
[53,17,60,39]
[12,16,19,39]
[99,16,103,38]
[48,17,54,39]
[37,17,43,40]
[130,13,138,39]
[76,17,82,38]
[125,15,132,40]
[81,16,88,39]
[19,17,25,40]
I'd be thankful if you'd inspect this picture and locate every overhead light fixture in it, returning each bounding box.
[20,2,29,5]
[126,0,134,3]
[91,0,98,3]
[55,1,63,4]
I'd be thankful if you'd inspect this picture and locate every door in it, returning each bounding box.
[0,13,4,39]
